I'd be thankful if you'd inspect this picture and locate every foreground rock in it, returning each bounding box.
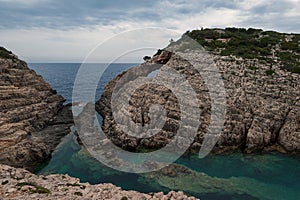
[0,48,73,170]
[96,38,300,154]
[0,164,198,200]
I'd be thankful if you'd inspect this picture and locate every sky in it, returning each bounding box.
[0,0,299,62]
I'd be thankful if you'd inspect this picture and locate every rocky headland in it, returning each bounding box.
[96,28,300,154]
[0,47,73,171]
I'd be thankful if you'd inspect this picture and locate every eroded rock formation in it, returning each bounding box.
[0,48,73,170]
[96,47,300,154]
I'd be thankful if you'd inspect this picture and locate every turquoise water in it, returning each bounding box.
[29,63,300,200]
[36,132,300,200]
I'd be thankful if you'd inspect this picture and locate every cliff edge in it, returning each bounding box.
[0,47,73,170]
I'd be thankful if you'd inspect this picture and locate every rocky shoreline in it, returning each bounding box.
[0,52,74,171]
[0,164,198,200]
[96,45,300,154]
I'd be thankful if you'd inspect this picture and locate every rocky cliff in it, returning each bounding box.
[0,47,73,170]
[96,29,300,154]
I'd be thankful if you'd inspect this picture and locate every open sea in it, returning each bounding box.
[29,63,300,200]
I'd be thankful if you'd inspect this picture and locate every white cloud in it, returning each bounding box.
[283,0,300,17]
[0,23,181,62]
[235,0,271,10]
[0,0,299,62]
[188,8,247,28]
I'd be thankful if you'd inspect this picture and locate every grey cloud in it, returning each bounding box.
[0,0,155,29]
[0,0,298,32]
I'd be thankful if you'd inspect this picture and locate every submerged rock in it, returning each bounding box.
[0,48,73,170]
[143,162,299,200]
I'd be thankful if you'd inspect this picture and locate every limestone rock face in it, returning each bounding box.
[0,164,198,200]
[96,49,300,153]
[0,51,73,170]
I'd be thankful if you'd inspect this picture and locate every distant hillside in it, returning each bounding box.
[184,28,300,73]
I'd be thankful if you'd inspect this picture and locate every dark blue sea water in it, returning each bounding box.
[29,63,300,200]
[29,63,134,104]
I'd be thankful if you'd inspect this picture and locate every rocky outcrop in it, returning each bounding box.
[96,46,300,153]
[0,48,73,170]
[0,164,198,200]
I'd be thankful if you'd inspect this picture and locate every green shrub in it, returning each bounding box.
[0,47,14,59]
[2,180,9,185]
[186,28,300,74]
[16,182,51,194]
[281,41,298,51]
[289,67,300,73]
[265,70,275,76]
[248,66,258,70]
[30,186,51,194]
[16,182,36,187]
[277,51,300,73]
[74,191,83,196]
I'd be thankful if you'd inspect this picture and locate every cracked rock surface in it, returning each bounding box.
[0,55,73,170]
[96,49,300,154]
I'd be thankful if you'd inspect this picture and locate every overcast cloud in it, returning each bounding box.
[0,0,299,62]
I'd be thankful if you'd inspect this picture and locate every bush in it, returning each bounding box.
[143,56,151,61]
[277,52,300,73]
[178,28,300,73]
[247,28,263,34]
[0,47,14,59]
[248,66,258,70]
[31,186,51,194]
[2,180,9,185]
[16,182,36,187]
[74,191,83,196]
[281,41,298,51]
[289,67,300,73]
[265,70,275,76]
[16,182,51,194]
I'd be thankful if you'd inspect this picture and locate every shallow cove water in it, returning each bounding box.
[29,63,300,200]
